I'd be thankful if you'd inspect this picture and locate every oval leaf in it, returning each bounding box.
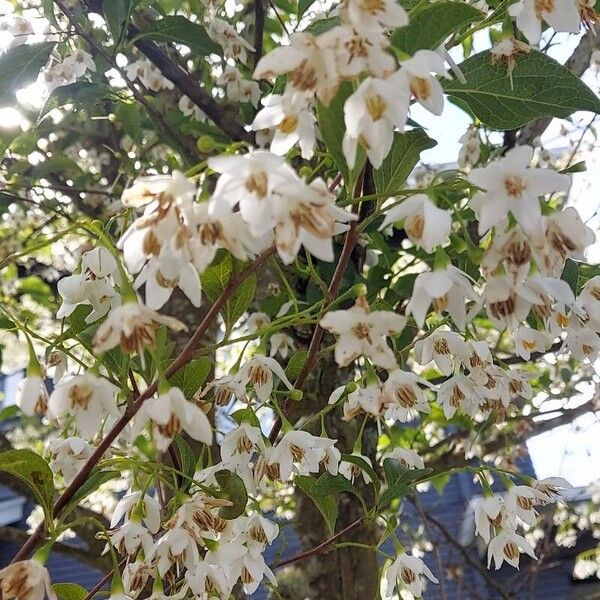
[215,469,248,519]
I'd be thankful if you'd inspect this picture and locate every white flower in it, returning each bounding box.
[16,375,48,417]
[273,176,357,264]
[208,151,295,238]
[325,25,395,78]
[576,275,600,330]
[217,65,261,106]
[220,424,265,462]
[199,372,248,406]
[254,32,340,104]
[120,170,195,209]
[82,246,117,278]
[406,266,479,330]
[109,520,154,558]
[236,552,277,595]
[483,275,533,331]
[245,312,271,333]
[207,18,254,62]
[239,355,294,402]
[153,526,200,576]
[272,430,338,480]
[513,325,551,360]
[437,373,477,419]
[269,332,296,359]
[57,272,118,324]
[47,437,94,485]
[342,383,384,420]
[414,329,468,375]
[339,452,372,484]
[138,386,212,452]
[564,323,600,361]
[509,0,580,44]
[379,194,452,253]
[481,223,532,282]
[48,372,118,440]
[341,0,408,32]
[534,476,572,505]
[467,146,571,236]
[111,490,161,534]
[342,76,410,168]
[93,302,187,355]
[382,370,432,422]
[385,447,424,470]
[134,246,202,310]
[474,496,513,544]
[506,485,539,526]
[62,49,96,77]
[487,530,537,569]
[0,561,57,600]
[386,553,439,598]
[178,95,205,121]
[392,50,449,115]
[320,296,406,369]
[536,207,595,275]
[186,561,232,599]
[458,126,481,169]
[241,512,280,556]
[252,92,317,159]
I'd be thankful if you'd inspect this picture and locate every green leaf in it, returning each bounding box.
[295,475,338,534]
[215,470,248,519]
[298,0,317,18]
[304,16,340,34]
[201,253,257,330]
[317,81,366,185]
[0,449,54,518]
[0,42,55,106]
[341,453,379,490]
[378,459,431,508]
[373,130,437,196]
[63,469,121,517]
[168,357,211,399]
[444,49,600,130]
[134,16,221,56]
[174,435,197,490]
[39,82,117,123]
[392,1,482,55]
[231,407,261,428]
[562,258,579,295]
[312,472,362,498]
[103,0,137,47]
[284,350,308,381]
[53,583,87,600]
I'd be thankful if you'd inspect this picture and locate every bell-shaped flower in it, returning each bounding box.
[482,223,532,282]
[153,526,200,576]
[339,452,373,484]
[341,383,384,421]
[342,76,410,168]
[254,32,340,104]
[437,373,478,420]
[241,512,280,557]
[576,275,600,330]
[483,275,533,331]
[474,496,514,544]
[467,146,571,236]
[269,332,297,359]
[238,355,294,403]
[48,372,119,440]
[220,424,265,462]
[0,560,57,600]
[47,437,94,485]
[406,266,479,330]
[385,447,424,470]
[341,0,408,32]
[414,329,468,375]
[513,326,551,360]
[121,170,195,209]
[237,552,277,595]
[16,374,48,417]
[109,520,154,558]
[392,50,449,115]
[93,301,186,355]
[207,18,254,63]
[508,0,580,44]
[272,431,338,481]
[385,553,439,598]
[564,323,600,361]
[185,561,232,600]
[382,370,432,422]
[379,194,451,253]
[111,490,161,534]
[138,386,212,452]
[252,92,317,159]
[533,476,572,505]
[488,530,537,570]
[506,485,540,526]
[320,296,406,369]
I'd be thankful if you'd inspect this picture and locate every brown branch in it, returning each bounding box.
[53,0,201,163]
[254,0,266,68]
[10,247,276,563]
[270,516,364,569]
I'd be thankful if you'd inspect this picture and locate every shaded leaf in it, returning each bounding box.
[373,130,437,196]
[168,357,211,399]
[53,584,87,600]
[392,1,482,55]
[295,475,338,534]
[134,16,221,56]
[216,470,248,519]
[284,350,308,381]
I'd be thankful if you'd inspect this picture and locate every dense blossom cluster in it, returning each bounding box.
[2,0,600,598]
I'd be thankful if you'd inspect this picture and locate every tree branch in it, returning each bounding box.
[254,0,266,68]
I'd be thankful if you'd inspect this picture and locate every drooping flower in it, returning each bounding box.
[487,530,537,569]
[467,146,571,236]
[93,302,186,355]
[137,386,212,452]
[513,325,551,360]
[379,194,452,253]
[340,0,409,33]
[0,560,57,600]
[238,355,295,403]
[406,266,479,330]
[508,0,580,44]
[342,76,410,168]
[16,374,48,417]
[111,490,161,534]
[385,447,425,470]
[48,372,119,440]
[437,373,478,419]
[47,437,94,485]
[320,296,406,369]
[207,18,254,63]
[386,553,439,598]
[339,452,373,484]
[413,329,468,375]
[382,370,433,422]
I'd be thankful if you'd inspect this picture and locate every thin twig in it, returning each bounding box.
[254,0,265,68]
